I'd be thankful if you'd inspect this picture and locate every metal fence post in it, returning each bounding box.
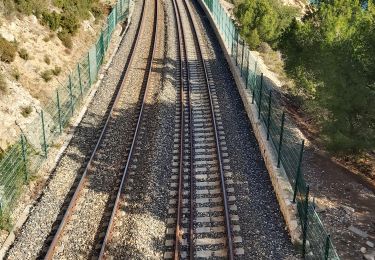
[56,90,62,133]
[245,50,250,88]
[253,61,258,89]
[106,23,110,49]
[324,235,331,260]
[266,90,272,140]
[68,75,74,116]
[231,26,235,56]
[235,32,239,66]
[277,112,285,168]
[88,52,92,86]
[77,64,83,96]
[41,110,48,157]
[293,140,305,203]
[99,30,104,67]
[302,185,310,258]
[20,134,28,182]
[240,40,245,77]
[258,73,264,118]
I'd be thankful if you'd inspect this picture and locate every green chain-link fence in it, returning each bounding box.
[0,0,131,226]
[202,0,339,258]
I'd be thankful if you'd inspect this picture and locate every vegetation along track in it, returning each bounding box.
[43,0,159,258]
[164,0,244,258]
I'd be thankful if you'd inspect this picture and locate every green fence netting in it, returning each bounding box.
[201,0,340,258]
[0,0,131,221]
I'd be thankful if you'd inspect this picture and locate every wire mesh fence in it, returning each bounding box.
[201,0,339,258]
[0,0,131,225]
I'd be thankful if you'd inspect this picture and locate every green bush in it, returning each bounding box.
[14,0,46,16]
[57,31,73,49]
[18,48,29,60]
[234,0,298,49]
[0,37,17,63]
[41,70,53,82]
[41,11,61,31]
[60,12,80,35]
[280,0,375,153]
[91,4,103,19]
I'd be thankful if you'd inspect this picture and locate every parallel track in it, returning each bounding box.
[43,0,158,258]
[98,0,159,257]
[169,0,235,258]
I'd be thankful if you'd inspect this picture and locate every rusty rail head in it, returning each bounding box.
[180,0,235,259]
[98,0,159,258]
[171,0,185,259]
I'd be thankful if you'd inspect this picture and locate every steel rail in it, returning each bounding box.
[171,0,194,258]
[98,0,159,258]
[181,0,235,259]
[171,0,185,259]
[44,0,148,258]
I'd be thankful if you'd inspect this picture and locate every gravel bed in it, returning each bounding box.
[5,1,144,258]
[188,1,300,258]
[52,0,158,258]
[103,0,178,258]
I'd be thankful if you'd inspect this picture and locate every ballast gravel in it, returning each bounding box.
[189,1,299,258]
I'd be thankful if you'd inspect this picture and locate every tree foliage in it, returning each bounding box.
[280,0,375,153]
[234,0,298,48]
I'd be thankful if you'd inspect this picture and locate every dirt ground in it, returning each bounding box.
[302,146,375,259]
[286,103,375,259]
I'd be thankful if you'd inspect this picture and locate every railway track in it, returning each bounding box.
[43,0,159,258]
[164,0,244,258]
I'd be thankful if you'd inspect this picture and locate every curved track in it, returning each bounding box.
[43,0,159,258]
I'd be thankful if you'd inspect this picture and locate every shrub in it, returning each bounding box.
[20,105,32,117]
[52,66,61,76]
[0,37,17,63]
[234,0,298,49]
[18,48,29,60]
[60,12,80,35]
[41,70,53,82]
[280,0,375,153]
[0,73,8,94]
[43,35,50,42]
[2,0,16,16]
[44,55,51,65]
[41,11,61,31]
[57,31,73,49]
[11,68,20,81]
[91,4,103,19]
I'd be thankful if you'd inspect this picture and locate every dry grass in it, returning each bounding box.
[0,72,8,94]
[18,48,29,60]
[44,55,51,65]
[20,105,32,117]
[11,67,20,81]
[0,37,17,63]
[258,42,294,90]
[41,70,53,82]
